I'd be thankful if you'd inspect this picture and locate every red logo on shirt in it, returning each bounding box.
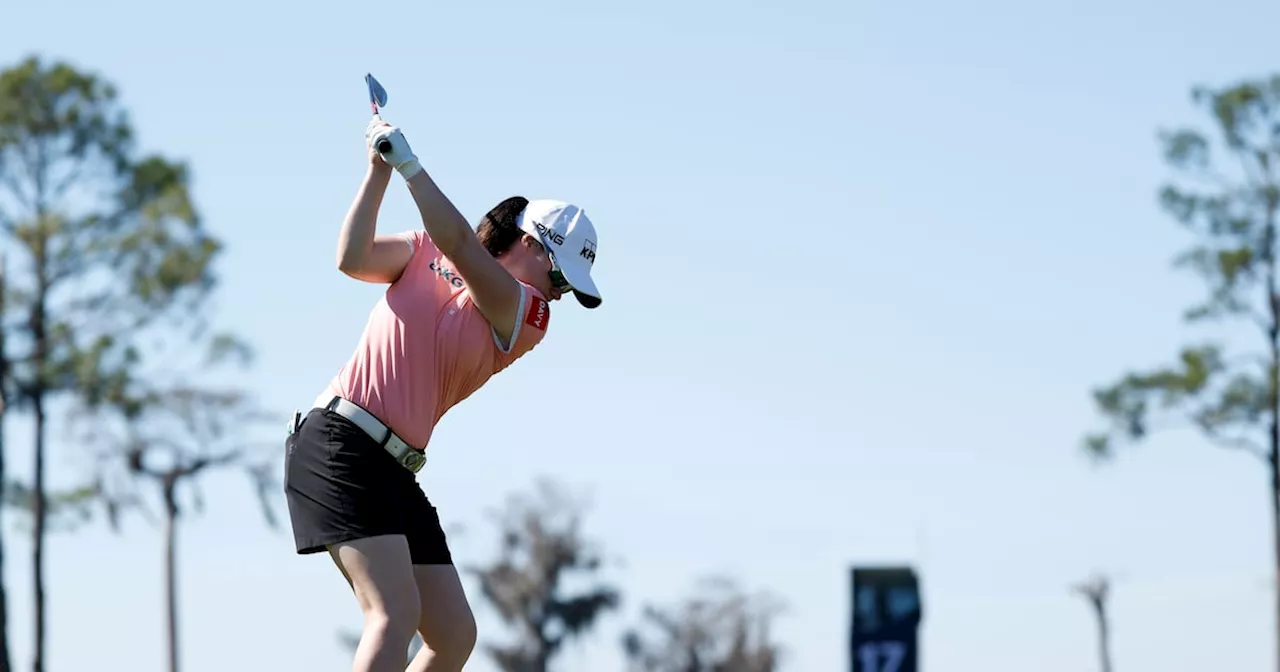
[524,296,550,331]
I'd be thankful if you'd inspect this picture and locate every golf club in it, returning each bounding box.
[365,73,392,154]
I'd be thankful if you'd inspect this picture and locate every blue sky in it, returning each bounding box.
[2,0,1279,670]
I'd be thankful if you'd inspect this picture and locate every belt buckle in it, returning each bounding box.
[402,451,426,473]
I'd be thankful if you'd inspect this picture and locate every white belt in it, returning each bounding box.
[311,394,426,473]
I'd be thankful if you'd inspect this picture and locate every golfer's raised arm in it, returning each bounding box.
[335,164,415,283]
[403,170,523,342]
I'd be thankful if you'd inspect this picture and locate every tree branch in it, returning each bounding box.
[176,449,242,481]
[1252,309,1274,338]
[1206,432,1271,463]
[0,172,32,215]
[47,163,85,205]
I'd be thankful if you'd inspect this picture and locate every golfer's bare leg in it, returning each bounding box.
[330,536,422,672]
[405,565,477,672]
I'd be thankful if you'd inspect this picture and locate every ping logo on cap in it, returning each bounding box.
[534,222,565,246]
[524,296,550,331]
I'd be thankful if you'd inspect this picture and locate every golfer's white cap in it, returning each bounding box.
[516,199,602,309]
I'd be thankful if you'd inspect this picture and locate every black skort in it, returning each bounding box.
[283,407,452,565]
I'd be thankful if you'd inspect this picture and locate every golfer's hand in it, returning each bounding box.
[366,118,422,179]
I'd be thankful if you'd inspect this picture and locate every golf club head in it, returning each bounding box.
[364,73,393,153]
[365,73,389,108]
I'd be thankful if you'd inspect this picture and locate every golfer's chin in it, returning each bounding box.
[511,269,560,302]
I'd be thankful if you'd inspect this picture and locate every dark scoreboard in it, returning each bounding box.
[850,566,922,672]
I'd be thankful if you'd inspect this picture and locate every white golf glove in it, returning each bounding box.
[366,118,422,179]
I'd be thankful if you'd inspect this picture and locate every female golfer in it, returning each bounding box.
[283,117,602,672]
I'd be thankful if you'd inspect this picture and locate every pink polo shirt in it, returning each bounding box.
[323,229,550,449]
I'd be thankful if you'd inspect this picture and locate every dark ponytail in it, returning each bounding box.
[476,196,530,257]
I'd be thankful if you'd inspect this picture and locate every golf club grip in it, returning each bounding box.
[376,138,392,153]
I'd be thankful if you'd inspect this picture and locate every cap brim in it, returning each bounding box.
[559,257,602,309]
[573,289,602,309]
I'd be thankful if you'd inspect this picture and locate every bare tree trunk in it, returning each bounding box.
[0,255,12,672]
[25,141,52,672]
[1073,576,1113,672]
[1093,599,1113,672]
[1256,130,1280,672]
[29,234,48,672]
[164,486,179,672]
[1265,352,1280,672]
[1269,311,1280,672]
[1265,188,1280,672]
[30,395,44,672]
[1272,449,1280,672]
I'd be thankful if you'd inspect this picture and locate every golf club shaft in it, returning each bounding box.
[366,75,394,154]
[369,106,393,153]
